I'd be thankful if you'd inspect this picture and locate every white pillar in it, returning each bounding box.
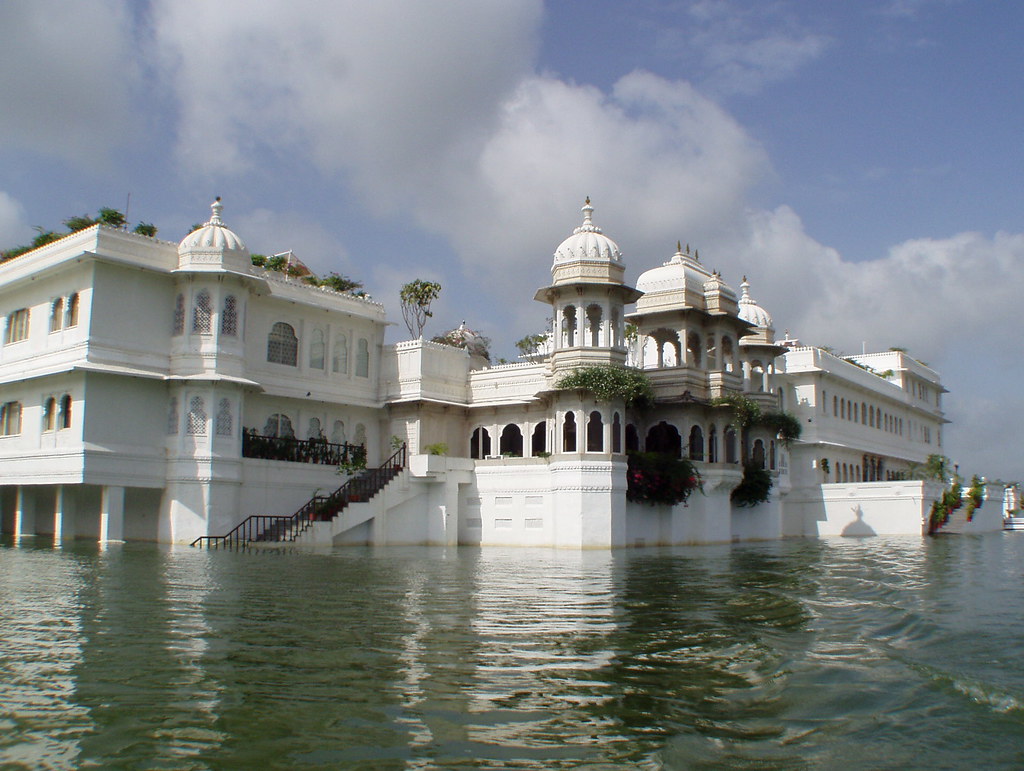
[13,486,28,541]
[53,486,67,543]
[100,485,125,543]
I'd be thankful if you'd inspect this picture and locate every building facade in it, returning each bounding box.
[0,198,973,546]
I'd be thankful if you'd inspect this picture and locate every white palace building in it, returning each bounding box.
[0,199,999,547]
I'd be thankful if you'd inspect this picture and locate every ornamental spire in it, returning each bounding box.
[208,196,224,227]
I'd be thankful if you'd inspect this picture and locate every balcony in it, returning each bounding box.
[242,428,366,467]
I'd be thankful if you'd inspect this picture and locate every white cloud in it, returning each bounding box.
[0,0,140,164]
[0,192,28,249]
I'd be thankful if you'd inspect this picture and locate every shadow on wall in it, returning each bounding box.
[841,505,877,537]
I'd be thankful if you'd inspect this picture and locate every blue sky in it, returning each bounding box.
[1,0,1021,480]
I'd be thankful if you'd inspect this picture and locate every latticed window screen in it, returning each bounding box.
[192,290,212,334]
[167,397,179,435]
[215,398,233,436]
[186,396,207,435]
[267,322,298,366]
[221,295,238,336]
[173,295,185,335]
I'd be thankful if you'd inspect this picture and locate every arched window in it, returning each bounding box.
[625,423,640,452]
[869,405,875,427]
[221,295,238,337]
[833,395,838,416]
[333,336,348,374]
[708,426,718,463]
[267,322,298,366]
[263,413,294,438]
[706,335,717,371]
[689,425,704,461]
[309,329,326,370]
[721,337,734,372]
[50,298,64,333]
[661,340,677,367]
[331,420,347,444]
[173,294,185,336]
[186,396,207,435]
[43,397,57,431]
[356,338,369,377]
[587,410,603,452]
[610,309,620,348]
[562,412,577,452]
[354,424,367,446]
[586,304,602,347]
[752,439,766,469]
[500,424,523,457]
[646,421,682,458]
[59,394,72,430]
[1,401,23,435]
[751,360,765,392]
[725,428,738,464]
[215,398,233,436]
[861,402,867,425]
[852,403,858,422]
[531,421,547,456]
[471,427,492,459]
[307,417,323,440]
[687,332,701,367]
[167,397,178,435]
[612,412,622,454]
[65,293,79,328]
[192,290,212,334]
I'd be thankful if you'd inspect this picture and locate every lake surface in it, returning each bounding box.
[2,533,1023,769]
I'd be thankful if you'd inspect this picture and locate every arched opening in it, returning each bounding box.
[192,290,212,334]
[687,332,702,367]
[173,294,185,336]
[43,396,57,431]
[706,335,717,371]
[708,426,718,462]
[309,329,326,370]
[471,427,491,459]
[531,421,547,456]
[586,304,602,346]
[725,428,738,463]
[331,420,347,444]
[770,440,777,470]
[752,438,766,469]
[751,360,765,392]
[356,338,370,377]
[263,413,294,438]
[66,293,79,327]
[308,417,323,440]
[267,322,298,366]
[216,399,233,436]
[612,412,622,454]
[221,295,238,336]
[562,305,577,347]
[689,425,704,461]
[586,410,603,452]
[645,421,682,458]
[562,412,577,452]
[500,424,523,457]
[186,396,207,436]
[625,424,640,452]
[721,337,734,372]
[50,297,64,333]
[333,336,348,374]
[59,394,72,430]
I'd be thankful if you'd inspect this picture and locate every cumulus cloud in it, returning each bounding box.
[0,0,140,164]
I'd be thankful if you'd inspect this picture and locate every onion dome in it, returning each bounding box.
[737,276,772,329]
[553,198,622,264]
[634,242,714,311]
[177,197,249,272]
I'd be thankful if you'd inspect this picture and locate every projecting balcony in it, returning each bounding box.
[241,428,366,467]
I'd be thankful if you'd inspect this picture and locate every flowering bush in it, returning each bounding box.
[626,452,701,506]
[928,480,963,533]
[556,366,654,407]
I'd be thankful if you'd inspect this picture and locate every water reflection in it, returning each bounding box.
[2,535,1023,769]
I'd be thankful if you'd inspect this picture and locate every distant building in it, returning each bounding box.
[0,198,993,546]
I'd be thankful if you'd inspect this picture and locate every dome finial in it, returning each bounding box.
[676,240,682,253]
[581,197,594,226]
[209,196,224,226]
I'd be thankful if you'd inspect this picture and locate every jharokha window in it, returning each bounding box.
[4,308,29,344]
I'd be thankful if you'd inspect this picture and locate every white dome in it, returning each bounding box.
[178,198,248,255]
[738,276,772,328]
[635,244,712,296]
[553,199,621,263]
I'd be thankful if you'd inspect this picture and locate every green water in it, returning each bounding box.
[2,534,1023,769]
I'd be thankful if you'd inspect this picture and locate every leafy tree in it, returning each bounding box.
[133,222,157,237]
[910,453,952,482]
[64,214,97,232]
[318,272,363,294]
[514,333,547,363]
[97,207,127,228]
[732,463,773,507]
[400,279,442,339]
[250,254,267,267]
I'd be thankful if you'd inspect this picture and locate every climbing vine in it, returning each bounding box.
[731,462,773,507]
[555,366,654,407]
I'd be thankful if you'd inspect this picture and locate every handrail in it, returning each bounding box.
[191,443,407,548]
[241,430,366,467]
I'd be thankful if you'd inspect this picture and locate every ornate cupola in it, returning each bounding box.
[177,197,250,273]
[534,199,642,371]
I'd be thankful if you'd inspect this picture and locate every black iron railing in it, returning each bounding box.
[192,443,407,549]
[241,429,366,467]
